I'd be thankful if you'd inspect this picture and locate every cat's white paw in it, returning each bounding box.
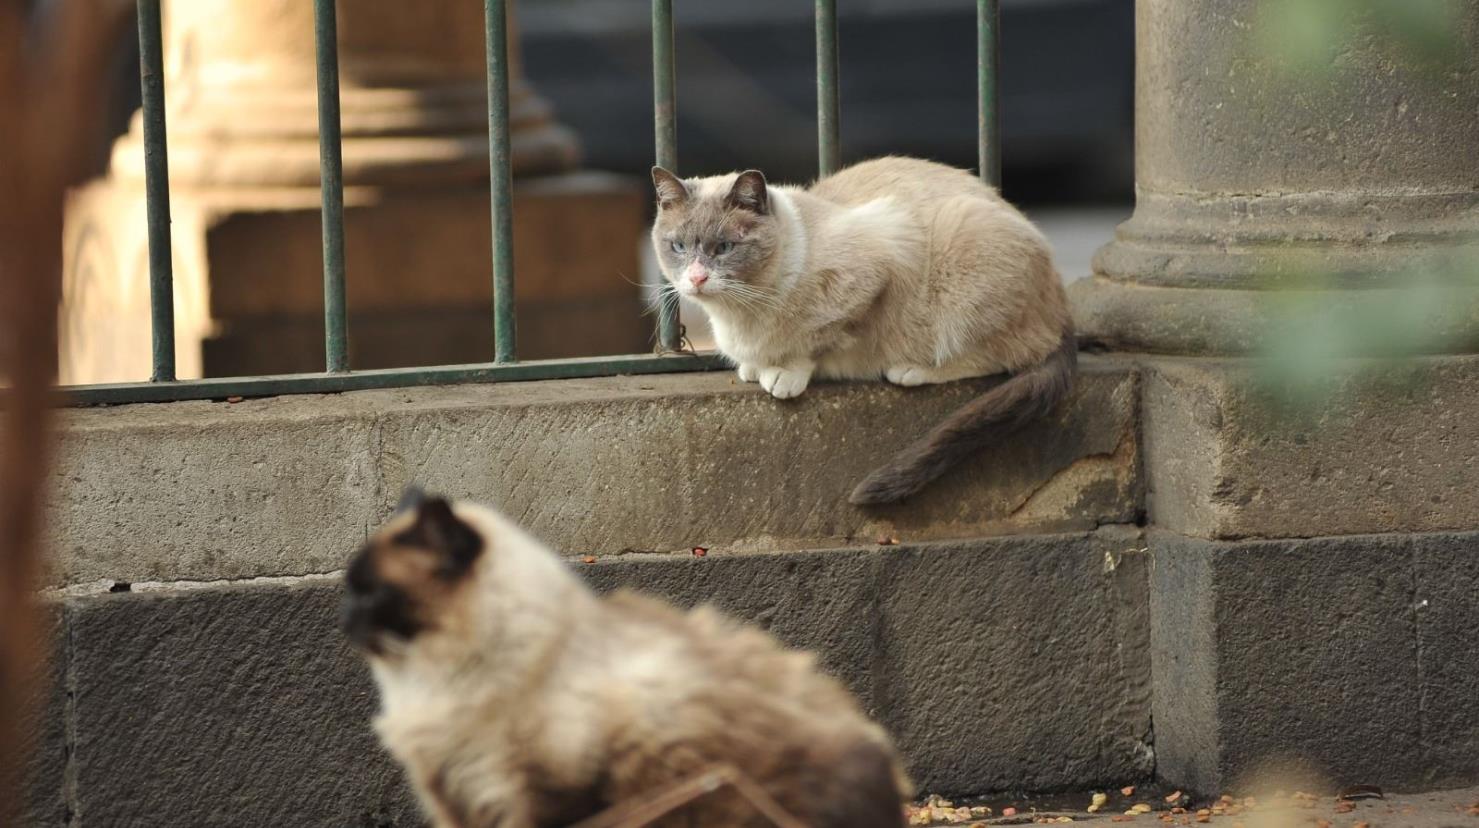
[736,363,759,383]
[759,366,811,399]
[885,366,933,386]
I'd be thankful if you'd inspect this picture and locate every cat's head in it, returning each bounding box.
[341,487,486,661]
[650,167,783,302]
[342,488,584,681]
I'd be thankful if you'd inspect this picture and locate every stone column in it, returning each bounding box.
[63,0,650,383]
[1079,0,1479,797]
[1073,0,1479,354]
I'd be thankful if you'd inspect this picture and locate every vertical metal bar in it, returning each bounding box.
[652,0,681,352]
[485,0,518,363]
[136,0,175,382]
[314,0,349,373]
[977,0,1002,187]
[815,0,840,178]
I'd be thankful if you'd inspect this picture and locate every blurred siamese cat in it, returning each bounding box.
[650,156,1075,505]
[343,488,911,828]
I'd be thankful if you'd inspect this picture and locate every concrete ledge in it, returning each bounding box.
[1150,529,1479,795]
[64,578,419,827]
[27,531,1153,826]
[20,606,67,828]
[46,358,1140,587]
[1143,355,1479,539]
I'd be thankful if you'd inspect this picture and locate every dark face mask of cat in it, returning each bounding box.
[341,489,484,657]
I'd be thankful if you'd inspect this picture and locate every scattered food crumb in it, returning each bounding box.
[226,396,243,403]
[1121,786,1136,797]
[1088,792,1108,813]
[691,547,707,557]
[878,536,899,546]
[580,555,596,564]
[1164,790,1182,804]
[1001,807,1017,817]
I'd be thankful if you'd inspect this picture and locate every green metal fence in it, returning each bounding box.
[67,0,1001,406]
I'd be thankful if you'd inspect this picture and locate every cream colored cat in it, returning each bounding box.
[650,156,1075,505]
[344,488,912,828]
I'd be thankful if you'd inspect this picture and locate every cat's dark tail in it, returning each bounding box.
[848,331,1078,506]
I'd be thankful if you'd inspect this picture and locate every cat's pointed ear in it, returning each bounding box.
[651,166,689,209]
[725,170,769,215]
[395,484,427,514]
[401,496,484,576]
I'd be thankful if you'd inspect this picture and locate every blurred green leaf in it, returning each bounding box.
[1257,0,1351,73]
[1368,0,1461,61]
[1257,0,1462,77]
[1255,251,1479,410]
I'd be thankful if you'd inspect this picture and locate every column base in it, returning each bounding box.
[61,171,650,383]
[1151,529,1479,795]
[1070,276,1479,356]
[1138,354,1479,794]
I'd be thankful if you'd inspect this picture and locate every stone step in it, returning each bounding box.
[47,357,1140,589]
[26,530,1153,826]
[34,354,1479,824]
[26,524,1479,825]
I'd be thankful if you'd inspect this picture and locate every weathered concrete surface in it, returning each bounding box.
[870,528,1152,793]
[19,606,68,828]
[30,531,1152,825]
[62,577,420,828]
[1131,2,1479,205]
[1150,530,1479,795]
[1079,0,1479,352]
[46,359,1140,587]
[1142,355,1479,539]
[1144,536,1219,797]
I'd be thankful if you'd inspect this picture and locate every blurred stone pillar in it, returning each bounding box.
[63,0,650,383]
[1073,0,1479,354]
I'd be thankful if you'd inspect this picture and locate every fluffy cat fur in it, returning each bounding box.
[650,156,1076,505]
[343,488,912,828]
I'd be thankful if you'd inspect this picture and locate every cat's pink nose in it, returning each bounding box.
[686,265,710,287]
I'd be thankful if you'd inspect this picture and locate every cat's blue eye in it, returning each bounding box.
[670,240,686,254]
[715,241,734,255]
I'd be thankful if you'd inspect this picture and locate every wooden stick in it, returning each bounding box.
[567,764,807,828]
